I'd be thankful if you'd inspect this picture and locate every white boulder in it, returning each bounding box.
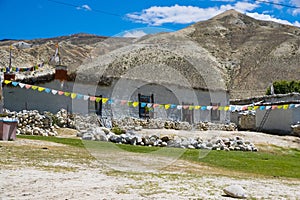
[223,185,247,199]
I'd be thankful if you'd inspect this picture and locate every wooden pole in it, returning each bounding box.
[9,45,12,71]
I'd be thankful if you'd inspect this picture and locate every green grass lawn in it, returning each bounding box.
[183,148,300,178]
[16,135,300,178]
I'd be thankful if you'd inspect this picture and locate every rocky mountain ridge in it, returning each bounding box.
[1,10,299,99]
[186,9,300,98]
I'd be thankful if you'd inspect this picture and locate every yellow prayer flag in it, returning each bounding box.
[102,98,109,104]
[224,106,230,111]
[133,102,139,107]
[64,92,71,97]
[31,86,38,90]
[283,104,289,110]
[96,97,102,102]
[4,80,11,84]
[71,93,77,99]
[165,104,171,110]
[277,105,283,109]
[189,106,194,110]
[38,87,45,92]
[194,106,201,110]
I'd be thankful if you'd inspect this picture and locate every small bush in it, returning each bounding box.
[266,80,300,95]
[111,126,126,135]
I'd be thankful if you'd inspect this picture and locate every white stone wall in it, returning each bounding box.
[3,79,229,123]
[256,108,298,134]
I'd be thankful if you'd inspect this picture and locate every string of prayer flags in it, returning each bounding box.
[3,80,300,112]
[0,63,44,73]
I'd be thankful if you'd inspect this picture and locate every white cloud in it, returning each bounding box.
[122,30,147,38]
[76,4,92,11]
[126,2,300,28]
[246,12,293,25]
[271,0,285,9]
[126,2,259,26]
[290,0,300,15]
[234,1,259,12]
[294,21,300,27]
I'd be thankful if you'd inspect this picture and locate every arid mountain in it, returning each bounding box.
[0,34,110,71]
[1,10,299,99]
[183,9,300,98]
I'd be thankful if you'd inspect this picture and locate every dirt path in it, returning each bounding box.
[1,167,299,199]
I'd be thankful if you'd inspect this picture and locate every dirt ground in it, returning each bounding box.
[0,130,299,200]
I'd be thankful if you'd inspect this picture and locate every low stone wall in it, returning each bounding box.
[195,122,237,131]
[112,117,237,131]
[238,114,256,131]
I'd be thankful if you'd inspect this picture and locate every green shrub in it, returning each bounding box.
[111,126,126,135]
[266,80,300,95]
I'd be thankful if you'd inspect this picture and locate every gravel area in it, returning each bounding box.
[1,167,299,199]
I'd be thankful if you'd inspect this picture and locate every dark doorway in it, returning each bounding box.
[88,95,102,116]
[182,102,194,124]
[211,102,220,121]
[138,94,154,118]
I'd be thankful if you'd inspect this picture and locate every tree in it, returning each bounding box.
[266,80,300,95]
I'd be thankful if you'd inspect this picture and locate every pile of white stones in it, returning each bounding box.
[112,117,237,131]
[112,117,165,130]
[6,110,58,136]
[79,127,258,151]
[73,114,101,131]
[4,109,77,136]
[196,122,237,131]
[50,109,76,128]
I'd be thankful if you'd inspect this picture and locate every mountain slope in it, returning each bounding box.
[1,10,299,99]
[183,9,300,98]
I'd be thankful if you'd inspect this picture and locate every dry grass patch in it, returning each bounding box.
[0,138,95,172]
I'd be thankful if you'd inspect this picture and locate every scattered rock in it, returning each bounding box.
[79,129,258,151]
[223,185,247,199]
[291,123,300,137]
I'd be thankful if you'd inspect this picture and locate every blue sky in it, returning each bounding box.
[0,0,299,39]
